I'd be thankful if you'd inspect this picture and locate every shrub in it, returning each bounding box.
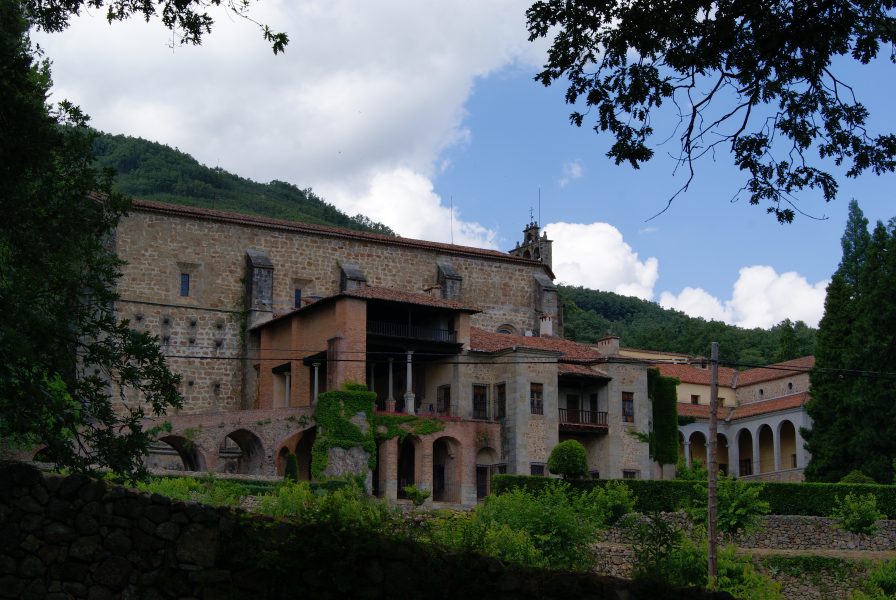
[863,559,896,597]
[546,439,588,479]
[692,479,770,537]
[832,492,886,535]
[403,484,430,509]
[625,511,687,599]
[283,453,299,482]
[841,470,877,484]
[675,455,708,481]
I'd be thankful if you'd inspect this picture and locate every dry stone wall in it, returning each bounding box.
[0,463,728,600]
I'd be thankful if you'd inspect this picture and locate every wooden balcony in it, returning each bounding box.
[367,320,457,343]
[558,409,609,433]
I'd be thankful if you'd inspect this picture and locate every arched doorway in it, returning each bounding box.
[475,447,498,501]
[276,447,290,476]
[758,425,775,473]
[397,436,418,499]
[688,431,707,467]
[219,429,265,475]
[779,421,797,469]
[737,429,754,476]
[433,436,461,503]
[293,429,315,481]
[717,434,730,476]
[151,435,207,472]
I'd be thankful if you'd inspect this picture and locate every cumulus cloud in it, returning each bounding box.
[660,266,829,328]
[34,0,546,247]
[558,160,583,187]
[546,222,659,300]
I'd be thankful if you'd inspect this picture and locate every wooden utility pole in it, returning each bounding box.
[707,342,719,580]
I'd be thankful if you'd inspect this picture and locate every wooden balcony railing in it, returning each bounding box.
[558,409,608,426]
[367,321,457,343]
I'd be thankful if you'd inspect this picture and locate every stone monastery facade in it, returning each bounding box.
[110,200,653,506]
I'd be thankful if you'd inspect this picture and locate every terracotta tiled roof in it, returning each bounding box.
[558,363,611,379]
[735,357,815,386]
[128,197,551,271]
[341,287,481,312]
[677,403,734,420]
[729,392,809,420]
[469,328,604,362]
[656,363,739,387]
[619,347,693,358]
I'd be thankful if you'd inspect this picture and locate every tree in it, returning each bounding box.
[0,1,181,478]
[23,0,288,53]
[772,319,800,363]
[527,1,896,223]
[837,200,871,290]
[283,453,299,482]
[547,439,589,479]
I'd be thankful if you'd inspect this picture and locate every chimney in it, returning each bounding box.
[539,314,553,337]
[596,332,620,356]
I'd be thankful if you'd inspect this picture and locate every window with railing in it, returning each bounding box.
[437,385,451,415]
[558,409,608,425]
[530,383,543,415]
[530,463,546,476]
[495,383,506,419]
[473,385,489,419]
[367,321,457,342]
[622,470,639,480]
[622,392,634,422]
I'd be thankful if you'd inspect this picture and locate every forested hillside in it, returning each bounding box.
[91,133,396,235]
[560,285,816,366]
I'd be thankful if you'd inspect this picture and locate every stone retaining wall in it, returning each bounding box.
[0,463,727,600]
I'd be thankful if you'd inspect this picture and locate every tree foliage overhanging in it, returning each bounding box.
[560,284,816,365]
[91,133,397,236]
[0,2,181,477]
[527,0,896,222]
[803,200,896,484]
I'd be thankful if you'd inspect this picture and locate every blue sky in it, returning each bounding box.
[34,0,895,329]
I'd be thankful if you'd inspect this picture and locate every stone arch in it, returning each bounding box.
[523,249,531,259]
[757,424,775,473]
[778,420,797,469]
[688,431,707,467]
[219,429,266,475]
[736,428,754,476]
[717,433,730,476]
[157,435,208,472]
[495,323,519,335]
[397,435,422,499]
[277,447,290,476]
[273,426,317,480]
[433,436,462,503]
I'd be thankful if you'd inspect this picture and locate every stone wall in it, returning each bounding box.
[0,463,725,600]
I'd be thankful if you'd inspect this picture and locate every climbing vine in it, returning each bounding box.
[370,413,445,444]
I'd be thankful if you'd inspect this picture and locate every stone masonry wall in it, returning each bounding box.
[0,463,725,600]
[736,372,810,406]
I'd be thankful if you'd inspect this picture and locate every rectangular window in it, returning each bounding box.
[294,288,302,308]
[691,394,700,405]
[622,470,639,480]
[622,392,634,422]
[530,463,545,476]
[437,385,451,415]
[589,471,600,479]
[589,392,598,412]
[497,464,507,475]
[495,383,506,419]
[180,273,190,297]
[473,385,488,419]
[718,397,725,405]
[530,383,544,415]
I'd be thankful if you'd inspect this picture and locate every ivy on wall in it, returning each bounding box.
[648,368,681,466]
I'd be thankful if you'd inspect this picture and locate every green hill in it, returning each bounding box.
[91,133,396,236]
[559,285,816,367]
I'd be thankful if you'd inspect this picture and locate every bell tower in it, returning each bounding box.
[508,218,552,269]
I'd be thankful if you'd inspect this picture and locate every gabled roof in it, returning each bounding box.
[729,392,809,420]
[558,362,611,379]
[735,357,815,386]
[128,197,553,273]
[469,328,603,362]
[656,363,739,387]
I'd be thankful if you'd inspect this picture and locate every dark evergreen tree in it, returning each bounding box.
[837,199,871,291]
[773,319,801,363]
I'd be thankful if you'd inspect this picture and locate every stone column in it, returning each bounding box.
[404,351,415,415]
[730,439,740,478]
[312,363,320,404]
[683,441,691,467]
[386,357,395,413]
[753,431,761,476]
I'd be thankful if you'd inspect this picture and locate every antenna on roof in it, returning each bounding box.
[450,196,454,245]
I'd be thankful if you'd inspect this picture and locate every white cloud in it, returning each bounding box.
[638,227,659,234]
[558,160,583,187]
[660,266,829,328]
[546,222,659,300]
[34,0,547,248]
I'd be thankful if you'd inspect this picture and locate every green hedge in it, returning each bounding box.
[491,474,896,517]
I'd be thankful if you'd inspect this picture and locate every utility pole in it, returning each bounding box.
[708,341,719,580]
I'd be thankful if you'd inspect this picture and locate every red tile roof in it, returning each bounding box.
[558,363,611,379]
[677,404,734,420]
[735,357,815,386]
[729,392,809,420]
[128,197,551,271]
[656,363,739,387]
[341,287,481,312]
[469,328,603,362]
[619,347,693,358]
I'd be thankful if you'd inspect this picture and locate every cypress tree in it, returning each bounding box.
[283,453,299,482]
[837,199,871,291]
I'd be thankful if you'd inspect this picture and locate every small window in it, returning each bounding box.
[496,464,507,475]
[437,385,451,415]
[495,383,506,419]
[787,381,793,391]
[589,471,600,479]
[499,329,511,334]
[622,392,634,422]
[180,273,190,297]
[759,388,765,397]
[294,288,302,308]
[530,383,544,415]
[473,385,488,419]
[530,463,546,476]
[718,397,725,405]
[622,470,639,480]
[691,394,700,405]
